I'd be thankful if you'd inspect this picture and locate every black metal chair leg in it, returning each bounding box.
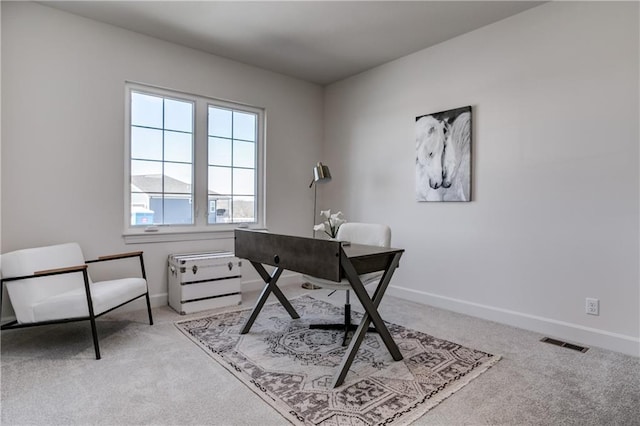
[344,303,351,329]
[89,316,101,360]
[310,298,377,346]
[342,303,352,346]
[145,292,154,325]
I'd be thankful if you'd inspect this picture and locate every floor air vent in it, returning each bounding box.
[541,337,589,353]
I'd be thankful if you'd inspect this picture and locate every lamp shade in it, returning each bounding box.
[311,162,331,187]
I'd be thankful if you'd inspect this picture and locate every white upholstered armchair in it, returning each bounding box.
[0,242,153,359]
[303,222,391,345]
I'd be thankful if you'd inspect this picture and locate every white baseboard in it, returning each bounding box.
[388,285,640,357]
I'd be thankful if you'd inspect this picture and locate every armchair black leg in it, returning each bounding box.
[89,316,101,360]
[145,292,154,325]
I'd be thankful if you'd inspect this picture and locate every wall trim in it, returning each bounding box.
[388,285,640,357]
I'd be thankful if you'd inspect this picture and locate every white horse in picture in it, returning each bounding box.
[442,111,471,201]
[415,115,447,201]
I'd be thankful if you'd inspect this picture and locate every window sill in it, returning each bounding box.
[123,226,267,244]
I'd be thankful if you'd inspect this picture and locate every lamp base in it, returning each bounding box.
[301,282,322,290]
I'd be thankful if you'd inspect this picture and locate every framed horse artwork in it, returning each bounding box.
[415,106,472,202]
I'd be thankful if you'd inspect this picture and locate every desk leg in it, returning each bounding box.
[331,251,403,388]
[331,310,373,388]
[349,252,403,360]
[240,262,300,334]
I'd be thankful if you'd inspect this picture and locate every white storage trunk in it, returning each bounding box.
[168,251,242,315]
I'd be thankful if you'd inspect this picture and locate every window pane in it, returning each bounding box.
[208,107,232,138]
[131,204,155,226]
[161,194,193,224]
[208,137,231,166]
[165,99,193,132]
[208,197,231,224]
[131,160,162,193]
[131,127,162,161]
[208,166,232,194]
[131,192,150,207]
[233,140,255,168]
[233,168,255,195]
[164,163,192,194]
[233,111,256,141]
[165,131,192,163]
[233,196,255,222]
[132,92,163,128]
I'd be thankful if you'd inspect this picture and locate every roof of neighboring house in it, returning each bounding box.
[131,174,219,196]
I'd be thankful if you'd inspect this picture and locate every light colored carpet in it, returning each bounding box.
[1,283,639,425]
[175,295,499,425]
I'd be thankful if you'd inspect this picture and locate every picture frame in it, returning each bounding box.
[415,106,472,202]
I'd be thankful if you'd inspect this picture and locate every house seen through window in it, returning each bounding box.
[126,84,262,233]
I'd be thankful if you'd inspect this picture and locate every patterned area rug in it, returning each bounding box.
[175,295,499,425]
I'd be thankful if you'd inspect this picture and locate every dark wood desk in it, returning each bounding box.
[234,229,404,388]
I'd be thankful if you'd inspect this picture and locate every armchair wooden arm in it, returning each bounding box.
[85,251,147,280]
[85,251,143,263]
[1,264,88,283]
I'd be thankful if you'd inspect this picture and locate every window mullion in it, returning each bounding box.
[230,112,235,222]
[193,98,208,227]
[161,99,166,225]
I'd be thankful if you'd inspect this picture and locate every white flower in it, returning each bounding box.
[331,211,346,228]
[314,210,346,238]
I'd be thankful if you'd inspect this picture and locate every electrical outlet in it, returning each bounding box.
[585,298,599,316]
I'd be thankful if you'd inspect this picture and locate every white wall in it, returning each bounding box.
[1,2,323,308]
[323,2,640,356]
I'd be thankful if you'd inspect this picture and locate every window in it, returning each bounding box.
[207,106,257,225]
[129,92,194,226]
[125,83,264,240]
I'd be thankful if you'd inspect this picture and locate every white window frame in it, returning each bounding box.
[123,82,266,243]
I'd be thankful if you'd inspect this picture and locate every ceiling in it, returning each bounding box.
[42,1,544,85]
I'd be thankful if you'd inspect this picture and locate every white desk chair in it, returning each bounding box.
[0,242,153,359]
[303,222,391,345]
